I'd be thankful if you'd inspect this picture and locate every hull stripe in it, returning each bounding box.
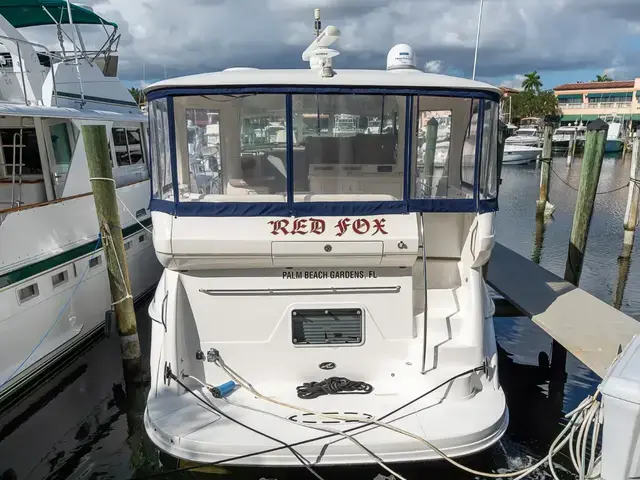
[0,218,152,290]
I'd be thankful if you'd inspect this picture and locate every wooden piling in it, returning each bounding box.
[422,117,439,197]
[550,119,609,379]
[622,122,631,159]
[83,125,142,380]
[536,118,555,216]
[623,128,640,244]
[563,118,608,286]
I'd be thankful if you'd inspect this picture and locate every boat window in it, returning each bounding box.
[149,98,173,200]
[173,94,288,202]
[49,123,74,171]
[412,97,478,200]
[415,109,452,197]
[112,127,144,166]
[291,94,403,201]
[479,101,498,199]
[0,129,42,177]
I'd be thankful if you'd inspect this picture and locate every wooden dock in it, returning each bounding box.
[486,243,640,378]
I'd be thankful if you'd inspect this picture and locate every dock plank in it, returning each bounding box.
[486,243,640,378]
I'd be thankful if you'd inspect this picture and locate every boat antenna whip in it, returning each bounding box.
[302,9,340,77]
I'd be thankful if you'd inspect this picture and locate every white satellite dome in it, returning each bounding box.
[386,44,417,71]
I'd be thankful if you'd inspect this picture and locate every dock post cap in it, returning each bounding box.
[427,117,439,126]
[587,118,609,131]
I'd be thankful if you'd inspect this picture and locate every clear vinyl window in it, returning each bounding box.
[291,94,404,201]
[412,97,479,200]
[149,98,173,200]
[173,94,287,203]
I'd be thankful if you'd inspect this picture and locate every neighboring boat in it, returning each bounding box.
[143,15,508,468]
[519,117,542,129]
[605,122,624,153]
[0,2,161,398]
[552,125,586,150]
[503,144,542,165]
[506,127,539,147]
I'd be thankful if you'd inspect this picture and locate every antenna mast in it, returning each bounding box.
[314,8,321,37]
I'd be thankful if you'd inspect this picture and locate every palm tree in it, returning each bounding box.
[594,74,613,82]
[128,87,144,105]
[521,71,543,93]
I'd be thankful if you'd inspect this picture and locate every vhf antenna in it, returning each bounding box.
[314,8,321,37]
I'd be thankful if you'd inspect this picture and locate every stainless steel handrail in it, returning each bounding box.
[11,130,25,207]
[199,285,401,296]
[420,212,429,373]
[0,34,60,106]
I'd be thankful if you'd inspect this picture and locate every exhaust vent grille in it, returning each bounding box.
[292,308,362,345]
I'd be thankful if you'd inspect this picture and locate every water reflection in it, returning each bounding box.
[613,237,635,311]
[531,216,548,265]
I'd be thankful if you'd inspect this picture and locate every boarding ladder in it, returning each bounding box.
[0,128,26,208]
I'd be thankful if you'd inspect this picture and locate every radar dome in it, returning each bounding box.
[386,44,416,71]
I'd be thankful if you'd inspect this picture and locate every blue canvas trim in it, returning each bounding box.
[149,197,496,215]
[403,96,413,202]
[292,201,408,217]
[150,198,176,215]
[167,97,179,207]
[166,201,291,217]
[474,100,485,209]
[408,198,498,213]
[146,86,501,103]
[479,198,498,213]
[285,94,294,214]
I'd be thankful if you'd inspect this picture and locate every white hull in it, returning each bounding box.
[145,213,507,467]
[506,136,539,147]
[503,145,542,165]
[0,181,162,394]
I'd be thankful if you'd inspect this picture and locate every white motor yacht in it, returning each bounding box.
[0,1,161,399]
[605,122,624,154]
[503,144,542,165]
[553,125,586,150]
[143,17,507,468]
[506,127,539,147]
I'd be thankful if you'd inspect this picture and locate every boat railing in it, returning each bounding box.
[0,120,32,209]
[0,34,59,106]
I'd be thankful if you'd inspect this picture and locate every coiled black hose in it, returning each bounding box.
[296,377,373,399]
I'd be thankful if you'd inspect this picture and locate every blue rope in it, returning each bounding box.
[1,236,102,388]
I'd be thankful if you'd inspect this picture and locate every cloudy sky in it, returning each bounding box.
[26,0,640,90]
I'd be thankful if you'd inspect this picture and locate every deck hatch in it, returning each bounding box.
[292,308,362,345]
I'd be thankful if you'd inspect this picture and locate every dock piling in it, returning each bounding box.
[422,117,439,197]
[536,117,555,217]
[83,125,142,381]
[623,128,640,246]
[563,118,608,286]
[551,119,608,379]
